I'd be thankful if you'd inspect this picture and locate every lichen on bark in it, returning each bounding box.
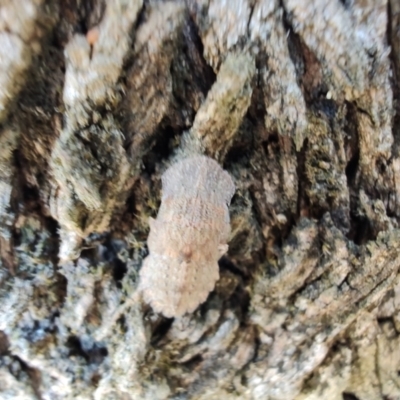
[0,1,400,399]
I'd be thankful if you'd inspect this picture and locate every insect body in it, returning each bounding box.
[138,155,235,317]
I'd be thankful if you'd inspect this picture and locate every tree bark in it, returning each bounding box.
[0,0,399,399]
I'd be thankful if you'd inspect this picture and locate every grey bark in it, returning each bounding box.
[0,0,399,399]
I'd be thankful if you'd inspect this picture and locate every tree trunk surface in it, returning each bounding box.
[0,0,399,399]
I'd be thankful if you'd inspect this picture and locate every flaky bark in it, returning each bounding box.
[0,1,399,399]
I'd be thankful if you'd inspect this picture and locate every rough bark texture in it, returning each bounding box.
[0,0,399,399]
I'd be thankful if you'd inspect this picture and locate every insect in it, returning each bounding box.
[138,155,235,317]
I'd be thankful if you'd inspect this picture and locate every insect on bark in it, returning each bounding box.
[138,155,235,317]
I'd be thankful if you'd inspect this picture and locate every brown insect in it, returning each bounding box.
[138,155,235,317]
